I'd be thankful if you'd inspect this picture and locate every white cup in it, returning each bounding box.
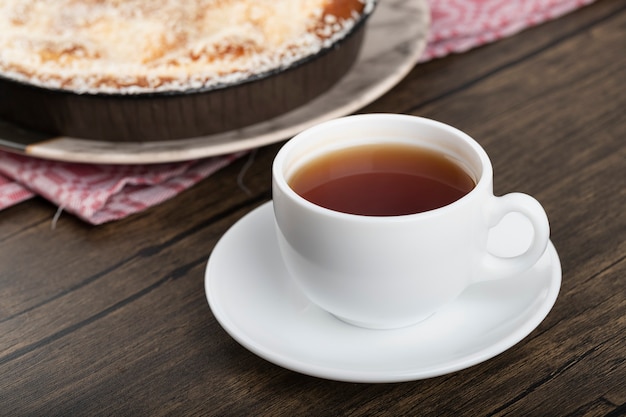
[272,114,550,329]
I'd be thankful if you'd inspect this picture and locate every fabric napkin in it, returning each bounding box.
[422,0,595,61]
[0,0,595,224]
[0,151,245,224]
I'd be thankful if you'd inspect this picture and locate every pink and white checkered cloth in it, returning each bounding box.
[0,0,594,224]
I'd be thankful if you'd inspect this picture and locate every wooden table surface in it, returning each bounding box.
[1,1,624,416]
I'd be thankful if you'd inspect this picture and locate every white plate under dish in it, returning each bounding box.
[0,0,430,164]
[205,202,562,383]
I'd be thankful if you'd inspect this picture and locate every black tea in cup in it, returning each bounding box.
[289,143,476,216]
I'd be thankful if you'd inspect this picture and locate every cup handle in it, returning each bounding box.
[478,193,550,282]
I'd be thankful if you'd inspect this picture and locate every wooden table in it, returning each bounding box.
[1,1,624,415]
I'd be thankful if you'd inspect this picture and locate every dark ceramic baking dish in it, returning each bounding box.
[0,4,374,142]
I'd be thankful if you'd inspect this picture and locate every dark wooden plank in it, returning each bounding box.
[0,197,56,241]
[364,0,626,116]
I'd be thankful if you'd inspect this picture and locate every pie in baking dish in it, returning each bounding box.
[0,0,374,94]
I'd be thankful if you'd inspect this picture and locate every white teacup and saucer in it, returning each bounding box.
[205,114,561,383]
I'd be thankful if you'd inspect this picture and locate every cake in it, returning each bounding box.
[0,0,374,94]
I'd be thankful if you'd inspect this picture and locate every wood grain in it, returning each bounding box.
[1,1,624,416]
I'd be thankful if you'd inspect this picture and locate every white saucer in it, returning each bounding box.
[205,203,561,383]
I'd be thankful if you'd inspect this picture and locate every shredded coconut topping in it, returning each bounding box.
[0,0,372,94]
